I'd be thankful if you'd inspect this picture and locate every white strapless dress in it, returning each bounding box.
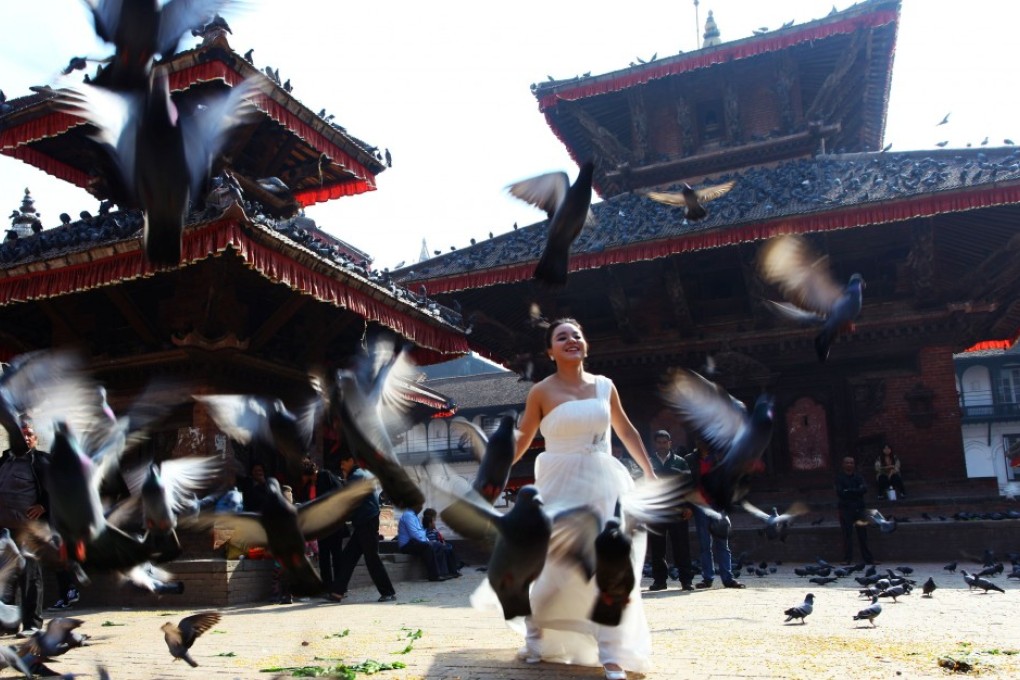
[521,375,651,672]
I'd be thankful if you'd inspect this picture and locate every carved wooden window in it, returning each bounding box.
[697,100,724,142]
[785,396,830,471]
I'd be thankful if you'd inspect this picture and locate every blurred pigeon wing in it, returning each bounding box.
[82,0,122,43]
[643,190,690,207]
[619,475,696,529]
[694,180,736,203]
[158,456,223,515]
[180,76,260,197]
[449,417,487,460]
[427,473,501,540]
[548,506,601,578]
[762,300,826,324]
[55,83,140,191]
[194,395,263,443]
[759,235,843,315]
[297,478,374,540]
[660,369,748,457]
[507,171,569,219]
[178,611,220,646]
[0,644,30,677]
[186,512,269,548]
[739,499,771,521]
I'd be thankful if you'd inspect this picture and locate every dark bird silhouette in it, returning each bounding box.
[83,0,236,90]
[935,140,949,148]
[56,72,259,265]
[384,148,392,167]
[590,518,635,626]
[877,584,907,602]
[961,569,1005,594]
[759,234,865,362]
[975,563,1004,578]
[783,593,814,623]
[643,180,735,221]
[282,78,292,93]
[16,616,87,668]
[943,561,957,573]
[896,566,914,575]
[809,576,837,586]
[660,368,774,520]
[981,136,989,146]
[161,611,220,667]
[937,113,950,126]
[62,56,90,75]
[853,595,882,626]
[1005,139,1015,145]
[810,516,824,526]
[881,142,893,152]
[507,161,595,287]
[243,47,253,63]
[449,415,517,504]
[741,500,808,541]
[922,576,936,597]
[0,644,30,679]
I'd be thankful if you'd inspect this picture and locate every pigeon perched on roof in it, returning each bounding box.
[759,234,865,362]
[161,611,220,667]
[961,569,1006,593]
[783,593,814,624]
[853,595,882,626]
[643,180,735,221]
[507,161,595,287]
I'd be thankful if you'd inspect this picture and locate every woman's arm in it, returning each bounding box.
[513,384,544,464]
[608,381,656,479]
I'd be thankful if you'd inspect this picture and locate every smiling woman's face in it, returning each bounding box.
[548,322,587,362]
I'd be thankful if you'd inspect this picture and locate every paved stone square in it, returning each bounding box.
[5,563,1019,679]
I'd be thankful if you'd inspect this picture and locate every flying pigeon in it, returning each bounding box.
[740,499,808,541]
[161,611,220,667]
[922,576,937,597]
[16,616,87,662]
[660,368,774,518]
[853,595,882,626]
[643,180,735,221]
[449,414,517,504]
[758,234,865,362]
[783,593,814,623]
[860,509,897,534]
[0,531,27,630]
[961,569,1005,594]
[937,113,950,126]
[0,645,30,679]
[507,161,595,286]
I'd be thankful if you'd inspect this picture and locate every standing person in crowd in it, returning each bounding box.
[874,445,906,499]
[396,502,449,582]
[422,507,461,578]
[330,452,396,603]
[241,462,272,514]
[684,444,745,590]
[509,318,657,680]
[646,430,694,592]
[295,456,347,602]
[836,456,874,565]
[0,419,49,635]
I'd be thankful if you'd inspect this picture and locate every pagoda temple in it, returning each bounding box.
[0,22,468,474]
[397,0,1020,492]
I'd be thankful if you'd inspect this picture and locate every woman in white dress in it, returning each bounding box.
[511,318,657,680]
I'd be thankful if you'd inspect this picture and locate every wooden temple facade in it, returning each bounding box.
[397,0,1020,493]
[0,26,469,478]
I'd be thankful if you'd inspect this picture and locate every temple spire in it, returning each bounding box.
[9,187,42,238]
[703,9,722,47]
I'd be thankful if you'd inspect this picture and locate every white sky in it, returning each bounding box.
[2,0,1018,270]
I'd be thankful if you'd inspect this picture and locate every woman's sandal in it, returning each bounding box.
[604,663,627,680]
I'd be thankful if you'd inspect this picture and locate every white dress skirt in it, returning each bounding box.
[473,375,651,672]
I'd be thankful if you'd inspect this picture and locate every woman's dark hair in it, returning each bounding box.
[544,317,584,349]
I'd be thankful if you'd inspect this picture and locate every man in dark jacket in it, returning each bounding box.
[647,430,694,592]
[0,420,49,634]
[330,453,396,602]
[296,456,347,601]
[835,456,874,564]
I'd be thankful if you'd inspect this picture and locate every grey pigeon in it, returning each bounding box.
[16,617,86,661]
[877,584,907,602]
[660,368,774,517]
[507,161,595,286]
[741,499,807,541]
[590,518,634,626]
[961,569,1005,594]
[853,595,882,626]
[130,456,221,534]
[943,561,957,573]
[326,336,426,508]
[759,234,865,362]
[922,576,937,597]
[860,508,897,533]
[809,576,837,586]
[783,592,814,623]
[449,415,517,504]
[0,645,30,679]
[643,180,735,221]
[0,529,27,629]
[161,611,220,667]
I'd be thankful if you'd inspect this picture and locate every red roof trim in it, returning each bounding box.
[417,182,1020,295]
[0,218,469,356]
[537,9,899,110]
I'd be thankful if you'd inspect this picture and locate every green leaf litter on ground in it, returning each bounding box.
[324,629,350,639]
[100,621,125,627]
[210,629,227,634]
[260,660,407,678]
[397,598,430,605]
[216,652,237,657]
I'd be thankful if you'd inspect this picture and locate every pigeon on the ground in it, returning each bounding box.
[809,576,837,586]
[783,593,814,624]
[922,577,937,597]
[643,180,735,221]
[877,584,907,602]
[16,617,87,661]
[943,561,957,573]
[506,161,595,286]
[853,595,882,626]
[758,234,865,362]
[975,563,1004,578]
[0,645,30,679]
[449,414,517,504]
[161,611,220,667]
[961,570,1005,594]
